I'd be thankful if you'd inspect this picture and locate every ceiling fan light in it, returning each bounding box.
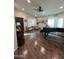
[27,0,31,3]
[60,6,63,9]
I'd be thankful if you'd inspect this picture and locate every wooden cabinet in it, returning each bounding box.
[15,17,25,47]
[17,31,25,46]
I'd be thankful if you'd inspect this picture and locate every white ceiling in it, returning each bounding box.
[14,0,64,17]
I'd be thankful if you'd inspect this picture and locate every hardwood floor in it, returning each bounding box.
[14,30,64,59]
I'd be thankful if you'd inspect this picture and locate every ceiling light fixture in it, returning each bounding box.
[35,15,37,17]
[60,6,63,9]
[22,8,24,11]
[27,0,31,3]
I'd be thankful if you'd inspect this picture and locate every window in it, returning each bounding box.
[28,18,36,27]
[57,18,64,28]
[47,19,54,27]
[47,17,64,28]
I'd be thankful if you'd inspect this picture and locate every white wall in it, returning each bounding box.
[14,10,28,31]
[14,9,37,31]
[14,9,28,20]
[14,22,18,51]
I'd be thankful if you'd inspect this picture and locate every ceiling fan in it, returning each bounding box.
[33,6,43,12]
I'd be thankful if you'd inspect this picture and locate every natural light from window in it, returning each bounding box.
[47,19,54,27]
[57,18,64,28]
[47,18,64,28]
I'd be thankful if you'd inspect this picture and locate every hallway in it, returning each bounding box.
[14,31,64,59]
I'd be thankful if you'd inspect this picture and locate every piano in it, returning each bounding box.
[40,27,64,38]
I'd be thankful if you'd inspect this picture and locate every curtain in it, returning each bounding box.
[47,18,54,27]
[47,17,64,28]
